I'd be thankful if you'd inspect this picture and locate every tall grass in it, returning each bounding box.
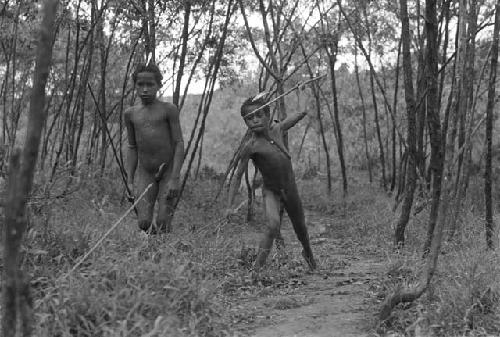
[374,178,500,337]
[13,165,500,336]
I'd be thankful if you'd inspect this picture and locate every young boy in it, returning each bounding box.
[226,93,317,270]
[124,63,184,234]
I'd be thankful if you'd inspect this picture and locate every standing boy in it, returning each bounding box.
[124,63,184,234]
[226,93,317,270]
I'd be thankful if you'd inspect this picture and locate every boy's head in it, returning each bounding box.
[132,63,163,86]
[133,63,163,104]
[240,92,270,133]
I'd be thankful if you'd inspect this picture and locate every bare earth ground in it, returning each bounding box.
[223,205,386,337]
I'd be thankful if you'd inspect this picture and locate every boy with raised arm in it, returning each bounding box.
[226,93,317,270]
[124,63,184,234]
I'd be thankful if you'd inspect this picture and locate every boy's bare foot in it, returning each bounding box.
[302,249,317,270]
[155,221,172,234]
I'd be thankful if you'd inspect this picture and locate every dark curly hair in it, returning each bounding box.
[240,92,270,116]
[132,63,163,86]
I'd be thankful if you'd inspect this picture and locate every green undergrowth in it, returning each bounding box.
[15,169,500,336]
[24,171,343,336]
[372,181,500,337]
[25,173,233,336]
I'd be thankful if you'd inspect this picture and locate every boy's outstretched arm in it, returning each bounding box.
[280,111,308,131]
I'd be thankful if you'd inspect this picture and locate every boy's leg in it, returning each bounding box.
[255,187,281,269]
[157,170,175,233]
[275,199,285,250]
[282,183,317,270]
[135,169,158,232]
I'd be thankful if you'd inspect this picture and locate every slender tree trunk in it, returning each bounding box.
[178,0,234,203]
[423,0,443,257]
[370,71,387,189]
[2,2,59,336]
[173,0,192,107]
[355,47,372,182]
[381,0,442,319]
[98,3,109,174]
[415,0,427,179]
[363,3,386,189]
[314,81,331,193]
[484,0,500,250]
[51,0,84,179]
[391,38,402,191]
[447,0,467,182]
[438,0,452,111]
[148,0,155,61]
[194,131,204,178]
[326,46,348,195]
[118,31,141,169]
[394,0,418,247]
[141,0,154,61]
[444,0,477,238]
[299,45,331,193]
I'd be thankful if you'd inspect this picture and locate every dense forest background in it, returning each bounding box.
[1,0,498,190]
[2,0,500,336]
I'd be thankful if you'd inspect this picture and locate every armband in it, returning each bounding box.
[128,144,137,149]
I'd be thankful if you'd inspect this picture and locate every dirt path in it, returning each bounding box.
[230,209,385,337]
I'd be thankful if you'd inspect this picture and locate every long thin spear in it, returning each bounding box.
[242,74,327,119]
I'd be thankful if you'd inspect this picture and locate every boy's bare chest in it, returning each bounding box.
[132,107,168,128]
[251,136,288,159]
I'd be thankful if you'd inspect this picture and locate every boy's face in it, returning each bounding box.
[135,72,159,105]
[242,104,270,133]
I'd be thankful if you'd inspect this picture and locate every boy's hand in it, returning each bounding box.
[167,177,180,199]
[126,189,135,203]
[126,179,135,202]
[127,178,134,187]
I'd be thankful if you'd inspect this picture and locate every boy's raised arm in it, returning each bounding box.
[280,110,308,131]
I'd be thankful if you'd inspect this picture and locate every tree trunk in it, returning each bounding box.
[173,0,192,107]
[354,47,372,183]
[363,2,386,189]
[338,0,401,191]
[299,45,331,193]
[178,0,234,203]
[394,0,418,247]
[381,0,443,319]
[390,38,402,191]
[449,0,478,235]
[370,71,387,189]
[484,0,500,250]
[422,0,444,257]
[326,46,348,195]
[2,1,59,335]
[141,0,155,61]
[415,0,427,179]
